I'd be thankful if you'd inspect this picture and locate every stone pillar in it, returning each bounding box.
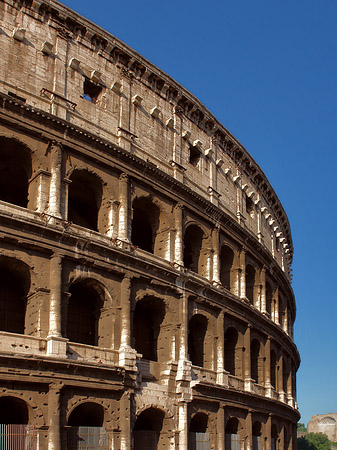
[266,415,272,450]
[118,173,131,243]
[119,275,136,369]
[216,310,226,385]
[48,382,63,450]
[273,287,279,324]
[29,170,51,213]
[278,354,285,402]
[47,253,67,356]
[106,200,120,238]
[217,406,225,450]
[260,266,266,313]
[178,402,188,450]
[173,106,183,166]
[245,410,252,450]
[240,248,246,299]
[212,225,220,285]
[174,203,184,267]
[264,337,271,396]
[48,141,64,219]
[120,391,131,450]
[176,290,191,380]
[244,325,253,391]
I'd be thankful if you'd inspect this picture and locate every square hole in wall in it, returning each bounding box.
[246,195,254,217]
[82,78,102,104]
[189,145,201,167]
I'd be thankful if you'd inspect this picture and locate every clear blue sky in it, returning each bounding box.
[61,0,337,425]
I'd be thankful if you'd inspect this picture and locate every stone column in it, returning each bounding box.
[48,141,64,219]
[240,248,246,299]
[278,354,285,403]
[245,410,252,450]
[273,287,279,324]
[178,402,188,450]
[176,290,191,380]
[216,310,226,385]
[118,173,131,243]
[266,415,272,450]
[244,325,253,392]
[119,275,136,369]
[106,200,120,238]
[264,337,271,396]
[120,391,131,450]
[212,225,220,285]
[48,382,63,450]
[47,253,67,356]
[260,266,266,313]
[217,406,225,450]
[174,203,184,267]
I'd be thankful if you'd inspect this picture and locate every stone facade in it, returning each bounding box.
[308,415,337,442]
[0,0,299,449]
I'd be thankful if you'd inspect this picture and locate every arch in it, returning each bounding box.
[225,418,241,450]
[266,281,273,317]
[245,264,256,304]
[67,402,107,450]
[319,416,336,425]
[183,224,206,275]
[131,196,160,254]
[133,296,165,361]
[133,407,165,450]
[188,314,208,367]
[0,136,32,208]
[189,413,209,450]
[251,339,262,384]
[220,245,234,291]
[67,279,105,346]
[0,396,28,424]
[0,260,30,334]
[68,169,102,231]
[252,421,262,450]
[224,327,238,376]
[270,349,277,389]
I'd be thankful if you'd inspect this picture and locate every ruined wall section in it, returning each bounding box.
[0,0,292,280]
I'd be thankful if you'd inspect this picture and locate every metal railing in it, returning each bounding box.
[0,424,37,450]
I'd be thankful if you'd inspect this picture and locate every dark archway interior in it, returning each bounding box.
[252,421,261,436]
[131,197,160,253]
[220,245,234,290]
[68,402,104,427]
[188,314,207,367]
[133,408,164,450]
[183,225,204,273]
[226,418,239,434]
[0,138,31,208]
[67,282,102,346]
[251,339,260,383]
[271,350,277,388]
[246,264,255,304]
[0,397,28,424]
[68,170,102,231]
[266,281,272,316]
[0,268,26,334]
[224,327,238,376]
[190,413,208,433]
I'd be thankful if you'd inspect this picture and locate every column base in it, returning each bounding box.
[176,358,192,382]
[244,377,255,392]
[119,346,137,371]
[46,335,68,357]
[216,370,228,386]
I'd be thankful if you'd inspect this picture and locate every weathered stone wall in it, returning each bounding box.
[0,0,299,449]
[308,414,337,442]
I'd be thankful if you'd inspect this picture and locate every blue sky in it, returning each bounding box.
[61,0,337,425]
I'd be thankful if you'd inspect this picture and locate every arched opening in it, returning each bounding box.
[252,422,262,450]
[183,224,205,275]
[266,282,272,317]
[225,418,240,450]
[133,408,165,450]
[283,358,290,397]
[271,425,278,450]
[68,402,107,450]
[251,339,261,384]
[131,197,160,254]
[188,314,208,367]
[224,327,238,376]
[0,397,36,449]
[270,350,277,389]
[68,170,102,231]
[220,245,234,291]
[283,428,289,450]
[0,266,27,334]
[133,296,165,361]
[0,137,32,208]
[189,413,209,450]
[245,265,256,304]
[67,281,104,346]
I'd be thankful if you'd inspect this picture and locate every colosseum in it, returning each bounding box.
[0,0,300,449]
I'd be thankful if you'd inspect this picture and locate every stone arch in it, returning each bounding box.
[0,136,32,208]
[252,421,262,450]
[66,278,107,346]
[67,401,105,427]
[0,256,31,335]
[224,327,238,376]
[271,424,279,450]
[225,417,241,450]
[183,222,208,277]
[132,295,166,362]
[131,196,160,254]
[0,396,29,424]
[133,406,173,450]
[319,416,336,425]
[220,244,235,291]
[188,313,208,368]
[68,168,103,231]
[189,412,210,450]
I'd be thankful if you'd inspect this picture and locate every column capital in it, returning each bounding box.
[119,172,129,182]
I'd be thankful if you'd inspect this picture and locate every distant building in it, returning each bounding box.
[308,414,337,441]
